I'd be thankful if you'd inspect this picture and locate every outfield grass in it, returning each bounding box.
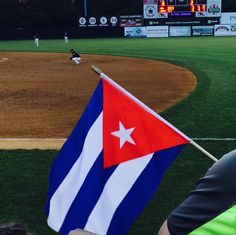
[0,37,236,235]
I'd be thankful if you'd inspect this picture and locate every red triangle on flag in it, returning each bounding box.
[103,78,189,168]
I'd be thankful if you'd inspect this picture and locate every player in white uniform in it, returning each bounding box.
[34,34,39,47]
[64,32,69,43]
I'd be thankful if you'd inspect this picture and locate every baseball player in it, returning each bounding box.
[64,32,69,43]
[34,34,39,47]
[70,49,81,65]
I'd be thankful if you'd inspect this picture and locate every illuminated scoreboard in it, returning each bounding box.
[158,0,207,13]
[143,0,221,25]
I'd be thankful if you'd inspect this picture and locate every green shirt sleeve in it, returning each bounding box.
[189,205,236,235]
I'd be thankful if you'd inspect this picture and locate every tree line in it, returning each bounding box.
[0,0,235,29]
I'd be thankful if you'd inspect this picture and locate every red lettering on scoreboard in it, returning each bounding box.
[157,0,207,13]
[167,6,174,12]
[201,4,206,11]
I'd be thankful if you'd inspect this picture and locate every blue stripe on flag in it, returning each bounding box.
[107,145,185,235]
[45,81,103,215]
[59,151,117,235]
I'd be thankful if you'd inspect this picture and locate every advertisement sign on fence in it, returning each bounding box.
[192,26,214,36]
[169,26,191,37]
[220,13,236,25]
[146,26,168,37]
[214,24,236,36]
[120,15,143,27]
[124,27,147,37]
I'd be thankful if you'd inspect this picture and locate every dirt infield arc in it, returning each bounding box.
[0,52,196,149]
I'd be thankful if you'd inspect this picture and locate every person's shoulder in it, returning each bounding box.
[166,149,236,235]
[197,149,236,196]
[208,149,236,178]
[219,149,236,164]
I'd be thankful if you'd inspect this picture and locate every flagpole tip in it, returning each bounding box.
[91,65,102,76]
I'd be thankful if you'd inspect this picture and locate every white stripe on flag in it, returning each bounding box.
[47,112,103,232]
[84,153,154,235]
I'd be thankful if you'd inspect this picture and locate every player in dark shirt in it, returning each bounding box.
[158,149,236,235]
[70,49,81,65]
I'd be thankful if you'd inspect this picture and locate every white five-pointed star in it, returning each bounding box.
[111,121,136,148]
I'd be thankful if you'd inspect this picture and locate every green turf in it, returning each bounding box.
[0,150,57,234]
[0,37,236,235]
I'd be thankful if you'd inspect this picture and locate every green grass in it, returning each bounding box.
[0,150,57,234]
[0,37,236,235]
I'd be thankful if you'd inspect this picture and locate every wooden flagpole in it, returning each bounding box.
[190,140,218,162]
[90,65,218,162]
[91,65,102,75]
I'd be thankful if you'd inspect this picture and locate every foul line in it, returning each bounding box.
[0,138,235,150]
[0,138,236,141]
[192,138,236,141]
[0,138,66,141]
[0,138,66,150]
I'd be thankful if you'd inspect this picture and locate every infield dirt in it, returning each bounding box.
[0,52,196,148]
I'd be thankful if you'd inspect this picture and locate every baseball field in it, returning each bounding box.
[0,37,236,235]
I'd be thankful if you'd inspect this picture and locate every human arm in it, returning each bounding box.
[157,220,171,235]
[160,150,236,235]
[68,228,98,235]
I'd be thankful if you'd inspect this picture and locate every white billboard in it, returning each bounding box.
[146,26,169,37]
[214,24,236,36]
[169,26,191,37]
[220,13,236,24]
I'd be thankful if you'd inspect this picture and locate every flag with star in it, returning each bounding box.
[45,72,190,235]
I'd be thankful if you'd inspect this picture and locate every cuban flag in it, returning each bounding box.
[45,72,190,235]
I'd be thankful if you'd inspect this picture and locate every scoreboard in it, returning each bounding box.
[143,0,221,26]
[157,0,207,13]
